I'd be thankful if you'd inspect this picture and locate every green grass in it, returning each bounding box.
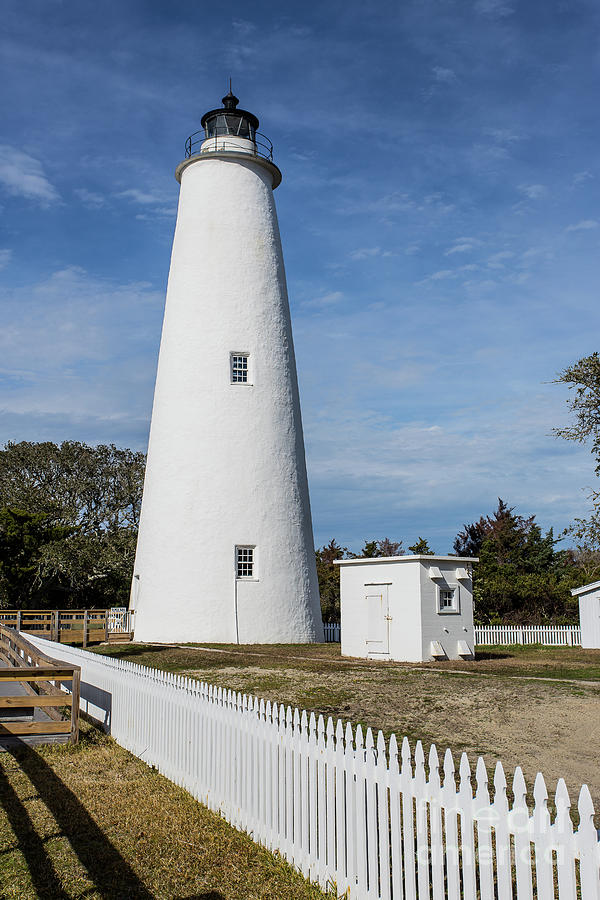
[94,639,600,682]
[0,721,332,900]
[461,642,600,681]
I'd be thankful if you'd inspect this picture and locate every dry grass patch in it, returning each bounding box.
[0,721,329,900]
[94,642,600,818]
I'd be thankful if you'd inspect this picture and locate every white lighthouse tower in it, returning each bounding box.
[131,90,323,645]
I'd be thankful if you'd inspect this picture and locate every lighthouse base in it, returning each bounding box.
[131,566,324,646]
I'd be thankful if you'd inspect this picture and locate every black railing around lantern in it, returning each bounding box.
[185,130,274,162]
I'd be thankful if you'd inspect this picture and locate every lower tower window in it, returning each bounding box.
[231,353,249,383]
[236,545,256,578]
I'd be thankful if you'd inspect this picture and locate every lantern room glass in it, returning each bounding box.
[205,113,256,141]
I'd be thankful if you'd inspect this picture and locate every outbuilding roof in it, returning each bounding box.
[570,580,600,596]
[333,554,478,566]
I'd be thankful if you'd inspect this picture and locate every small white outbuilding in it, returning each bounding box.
[571,580,600,649]
[334,554,477,662]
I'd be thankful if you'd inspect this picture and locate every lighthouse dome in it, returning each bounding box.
[201,90,259,140]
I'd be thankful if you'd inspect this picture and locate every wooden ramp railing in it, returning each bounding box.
[0,626,80,744]
[0,609,134,646]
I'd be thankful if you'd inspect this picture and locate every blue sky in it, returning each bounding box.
[1,0,599,553]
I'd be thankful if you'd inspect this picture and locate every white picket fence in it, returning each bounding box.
[323,623,582,647]
[323,622,341,642]
[475,625,581,646]
[26,634,600,899]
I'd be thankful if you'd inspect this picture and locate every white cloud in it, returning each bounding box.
[350,247,382,260]
[462,277,497,292]
[432,66,456,83]
[573,171,593,185]
[484,128,523,144]
[304,390,590,551]
[0,267,162,431]
[115,188,176,219]
[423,269,454,282]
[518,184,547,200]
[487,250,515,268]
[232,19,257,37]
[0,249,12,270]
[302,291,344,309]
[0,145,60,205]
[444,237,482,256]
[474,0,514,17]
[116,188,165,205]
[75,188,106,209]
[417,263,479,285]
[519,246,554,267]
[565,219,599,233]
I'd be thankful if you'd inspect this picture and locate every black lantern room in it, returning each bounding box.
[201,90,259,142]
[182,90,276,176]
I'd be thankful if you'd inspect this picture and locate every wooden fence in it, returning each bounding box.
[0,609,134,646]
[24,634,600,899]
[0,627,80,743]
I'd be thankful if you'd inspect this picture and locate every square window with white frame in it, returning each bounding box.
[236,545,256,579]
[231,353,249,383]
[438,585,459,613]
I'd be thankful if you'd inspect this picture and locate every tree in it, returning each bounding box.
[315,539,349,622]
[554,352,600,474]
[0,509,73,608]
[554,353,600,572]
[0,441,146,609]
[0,441,144,531]
[353,538,403,558]
[408,537,434,554]
[315,536,404,621]
[453,499,579,624]
[453,516,489,558]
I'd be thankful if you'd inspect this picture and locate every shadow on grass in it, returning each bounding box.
[1,740,155,899]
[94,643,170,658]
[175,894,225,899]
[474,651,513,660]
[0,761,69,898]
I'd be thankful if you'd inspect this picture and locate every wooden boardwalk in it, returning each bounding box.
[0,660,70,748]
[0,628,80,749]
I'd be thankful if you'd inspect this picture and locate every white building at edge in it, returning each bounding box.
[131,91,323,644]
[571,580,600,649]
[334,555,477,662]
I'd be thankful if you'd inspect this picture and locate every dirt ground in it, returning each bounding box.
[97,643,600,820]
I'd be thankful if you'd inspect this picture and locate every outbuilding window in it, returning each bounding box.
[438,585,459,613]
[236,546,255,578]
[231,353,249,383]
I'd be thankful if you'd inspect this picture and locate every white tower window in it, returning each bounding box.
[236,545,256,578]
[231,353,249,383]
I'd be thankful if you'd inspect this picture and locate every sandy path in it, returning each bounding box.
[182,661,600,815]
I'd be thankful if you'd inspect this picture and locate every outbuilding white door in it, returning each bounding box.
[366,588,390,654]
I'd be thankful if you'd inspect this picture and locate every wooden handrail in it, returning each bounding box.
[0,626,80,743]
[0,609,133,646]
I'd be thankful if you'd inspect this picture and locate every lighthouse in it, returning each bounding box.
[131,90,324,644]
